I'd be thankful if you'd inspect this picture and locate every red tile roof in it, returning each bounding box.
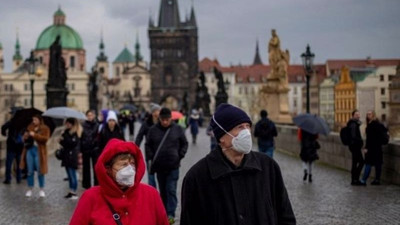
[199,57,221,72]
[327,59,400,70]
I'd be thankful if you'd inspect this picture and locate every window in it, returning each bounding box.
[24,99,29,106]
[381,101,386,109]
[70,56,75,68]
[293,87,297,95]
[4,84,7,91]
[382,114,386,121]
[39,56,43,64]
[4,99,9,107]
[381,88,385,95]
[24,83,28,91]
[71,83,75,91]
[389,75,395,81]
[239,87,242,94]
[116,67,120,76]
[10,84,13,92]
[294,99,297,107]
[380,74,384,81]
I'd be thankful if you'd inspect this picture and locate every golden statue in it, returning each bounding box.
[267,29,290,89]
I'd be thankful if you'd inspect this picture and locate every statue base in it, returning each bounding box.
[46,86,69,109]
[255,77,292,124]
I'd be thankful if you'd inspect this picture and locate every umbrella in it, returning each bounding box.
[171,111,184,120]
[43,107,86,120]
[293,113,330,136]
[10,108,56,135]
[120,104,137,112]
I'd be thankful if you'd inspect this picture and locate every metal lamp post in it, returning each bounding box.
[25,51,37,108]
[301,44,315,113]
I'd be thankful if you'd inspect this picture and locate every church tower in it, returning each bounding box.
[12,33,23,71]
[148,0,198,110]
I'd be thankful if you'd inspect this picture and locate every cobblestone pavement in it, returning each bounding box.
[0,125,399,224]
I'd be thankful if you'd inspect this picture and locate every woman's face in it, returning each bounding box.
[108,120,116,129]
[65,122,72,129]
[32,117,40,126]
[110,157,136,181]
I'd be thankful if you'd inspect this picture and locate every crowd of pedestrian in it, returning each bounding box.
[1,101,390,225]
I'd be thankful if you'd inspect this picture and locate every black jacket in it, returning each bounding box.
[300,129,319,162]
[98,125,125,153]
[180,147,296,225]
[254,118,278,148]
[1,120,24,153]
[60,129,80,169]
[80,120,99,153]
[365,120,385,165]
[135,116,155,147]
[347,118,363,148]
[145,123,188,172]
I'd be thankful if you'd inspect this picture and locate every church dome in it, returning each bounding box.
[35,8,83,50]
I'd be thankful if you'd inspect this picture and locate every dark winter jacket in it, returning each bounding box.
[347,118,363,148]
[1,120,24,153]
[188,116,199,136]
[60,129,80,169]
[365,120,386,165]
[299,129,319,162]
[80,120,99,154]
[135,116,155,147]
[145,123,188,173]
[98,125,125,153]
[254,118,277,148]
[180,147,296,225]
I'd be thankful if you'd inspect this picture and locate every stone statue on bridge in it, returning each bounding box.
[268,29,290,89]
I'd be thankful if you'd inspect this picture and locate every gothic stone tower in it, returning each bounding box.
[148,0,198,110]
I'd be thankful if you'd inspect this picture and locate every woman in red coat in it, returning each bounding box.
[69,138,168,225]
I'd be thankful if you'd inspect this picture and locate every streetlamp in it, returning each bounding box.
[301,44,315,113]
[25,50,42,108]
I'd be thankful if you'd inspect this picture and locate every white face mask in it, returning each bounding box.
[115,164,136,187]
[212,116,253,154]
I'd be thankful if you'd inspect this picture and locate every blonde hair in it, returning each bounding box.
[366,110,378,123]
[66,118,83,138]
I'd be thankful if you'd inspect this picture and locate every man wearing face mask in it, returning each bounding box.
[180,103,296,225]
[70,138,169,225]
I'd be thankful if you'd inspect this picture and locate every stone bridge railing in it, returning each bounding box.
[275,125,400,185]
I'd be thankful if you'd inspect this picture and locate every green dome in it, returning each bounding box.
[35,24,83,50]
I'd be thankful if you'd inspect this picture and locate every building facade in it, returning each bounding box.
[319,77,337,130]
[148,0,198,110]
[334,67,356,130]
[388,65,400,140]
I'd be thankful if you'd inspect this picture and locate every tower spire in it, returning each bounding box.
[253,39,262,65]
[13,29,22,61]
[189,0,197,26]
[134,30,143,64]
[158,0,181,27]
[97,29,108,62]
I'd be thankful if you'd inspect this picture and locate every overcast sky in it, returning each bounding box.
[1,0,399,73]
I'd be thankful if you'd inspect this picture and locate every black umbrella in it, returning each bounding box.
[293,113,330,136]
[11,108,56,135]
[120,104,137,112]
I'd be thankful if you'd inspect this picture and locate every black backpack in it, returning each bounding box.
[256,120,272,139]
[340,126,351,146]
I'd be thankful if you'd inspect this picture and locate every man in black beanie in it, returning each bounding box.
[180,103,295,225]
[146,107,188,224]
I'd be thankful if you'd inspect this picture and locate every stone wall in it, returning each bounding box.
[275,125,400,185]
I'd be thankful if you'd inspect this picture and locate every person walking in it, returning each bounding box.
[298,129,319,183]
[98,110,125,153]
[180,103,296,225]
[59,118,82,199]
[80,110,100,189]
[206,125,217,151]
[347,110,365,186]
[20,114,50,198]
[1,109,24,184]
[69,138,169,225]
[188,109,200,144]
[254,109,278,158]
[135,103,161,188]
[146,107,188,224]
[360,111,387,185]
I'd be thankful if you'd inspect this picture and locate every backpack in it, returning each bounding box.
[381,125,389,145]
[340,126,351,146]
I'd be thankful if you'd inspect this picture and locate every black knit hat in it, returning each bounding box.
[159,107,171,119]
[210,103,252,142]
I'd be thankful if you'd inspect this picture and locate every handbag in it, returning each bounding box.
[55,148,65,160]
[149,128,171,174]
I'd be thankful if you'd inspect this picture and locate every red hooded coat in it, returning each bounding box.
[69,139,168,225]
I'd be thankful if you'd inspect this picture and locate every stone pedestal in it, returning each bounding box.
[256,78,292,124]
[46,86,69,109]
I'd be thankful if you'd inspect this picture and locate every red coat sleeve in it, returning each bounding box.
[69,191,94,225]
